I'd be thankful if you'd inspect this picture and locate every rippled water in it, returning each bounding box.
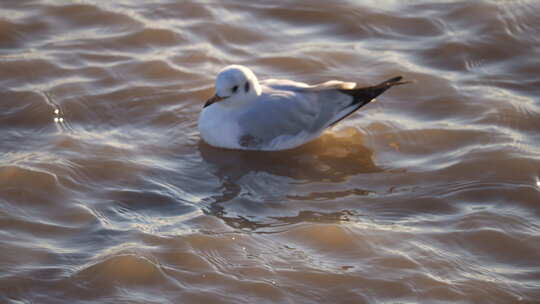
[2,0,540,303]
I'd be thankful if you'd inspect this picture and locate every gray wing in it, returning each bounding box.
[237,76,409,148]
[237,84,354,146]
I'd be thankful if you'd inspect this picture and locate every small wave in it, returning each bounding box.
[72,253,167,286]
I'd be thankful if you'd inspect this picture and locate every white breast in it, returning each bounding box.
[198,105,242,149]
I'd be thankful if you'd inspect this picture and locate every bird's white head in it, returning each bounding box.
[204,65,262,108]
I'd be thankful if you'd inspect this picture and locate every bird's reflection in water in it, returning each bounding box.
[198,127,382,231]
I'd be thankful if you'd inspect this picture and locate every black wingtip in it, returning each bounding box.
[330,76,413,127]
[387,76,403,83]
[339,76,412,104]
[379,76,415,87]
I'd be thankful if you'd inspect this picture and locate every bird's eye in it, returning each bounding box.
[232,85,238,93]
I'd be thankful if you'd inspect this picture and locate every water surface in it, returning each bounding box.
[1,0,540,303]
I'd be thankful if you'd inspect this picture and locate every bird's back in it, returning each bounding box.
[236,80,356,150]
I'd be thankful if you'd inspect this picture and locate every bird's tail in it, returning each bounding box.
[340,76,412,105]
[330,76,412,126]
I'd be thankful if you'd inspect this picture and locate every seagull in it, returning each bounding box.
[198,65,409,151]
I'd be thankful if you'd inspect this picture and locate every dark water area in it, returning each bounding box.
[1,0,540,303]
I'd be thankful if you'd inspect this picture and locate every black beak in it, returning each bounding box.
[203,94,225,108]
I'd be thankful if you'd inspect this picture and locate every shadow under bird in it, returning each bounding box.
[199,65,410,151]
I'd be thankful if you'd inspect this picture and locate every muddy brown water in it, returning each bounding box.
[1,1,540,303]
